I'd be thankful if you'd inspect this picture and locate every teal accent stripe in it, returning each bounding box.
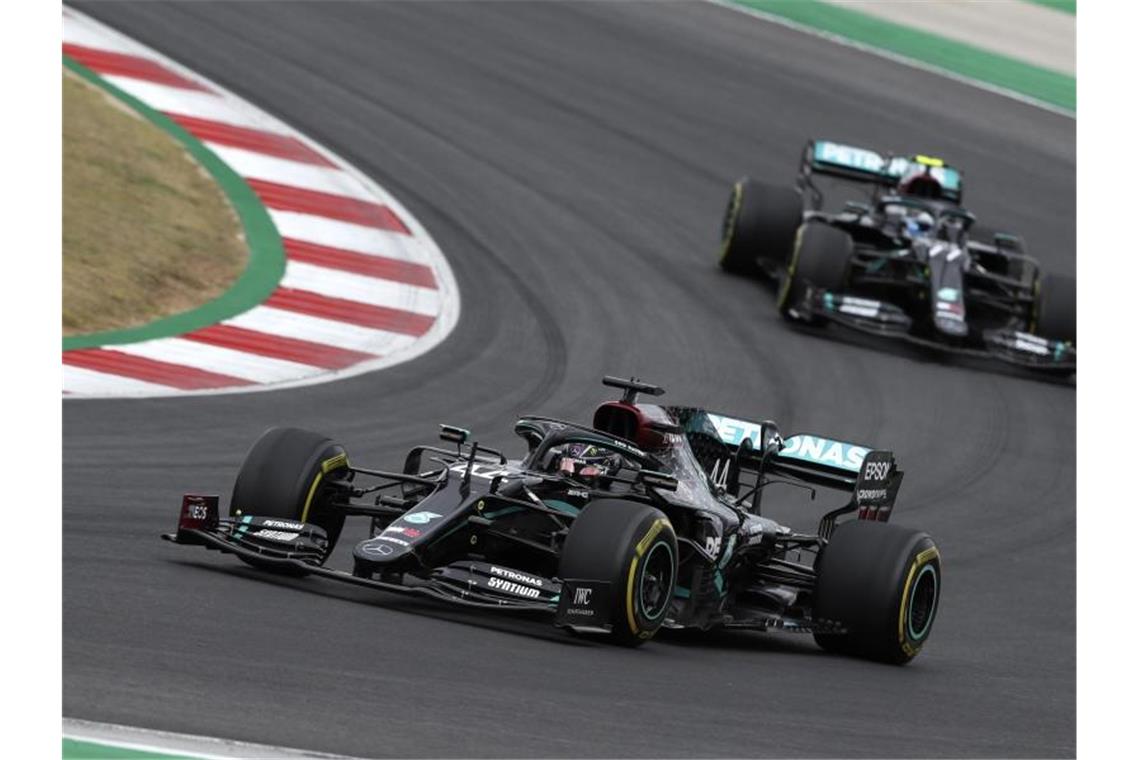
[725,0,1075,112]
[63,56,285,350]
[542,499,580,516]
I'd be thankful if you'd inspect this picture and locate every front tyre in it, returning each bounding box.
[1033,272,1076,345]
[719,178,803,276]
[230,427,350,563]
[559,499,677,646]
[777,222,852,325]
[812,521,941,664]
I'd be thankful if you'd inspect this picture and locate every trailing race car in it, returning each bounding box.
[719,139,1075,373]
[164,377,941,664]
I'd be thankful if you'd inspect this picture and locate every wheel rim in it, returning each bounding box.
[639,541,675,621]
[907,564,939,641]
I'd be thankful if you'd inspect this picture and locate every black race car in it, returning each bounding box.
[719,139,1075,373]
[165,377,941,664]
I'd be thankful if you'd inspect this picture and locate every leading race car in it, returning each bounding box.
[164,376,941,664]
[718,139,1076,373]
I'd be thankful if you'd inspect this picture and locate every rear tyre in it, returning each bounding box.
[812,521,941,664]
[230,427,350,565]
[559,499,677,646]
[719,178,803,276]
[1033,272,1076,345]
[777,222,852,325]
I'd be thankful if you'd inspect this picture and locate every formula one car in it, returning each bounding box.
[164,377,941,664]
[718,139,1075,373]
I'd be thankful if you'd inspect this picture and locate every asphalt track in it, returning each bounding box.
[64,2,1075,757]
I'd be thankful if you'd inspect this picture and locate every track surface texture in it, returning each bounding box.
[64,2,1075,757]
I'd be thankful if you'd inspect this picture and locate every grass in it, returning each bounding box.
[63,70,247,336]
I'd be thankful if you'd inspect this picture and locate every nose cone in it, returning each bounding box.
[934,310,969,337]
[354,533,414,564]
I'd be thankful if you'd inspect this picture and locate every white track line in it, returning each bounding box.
[64,718,353,759]
[705,0,1075,118]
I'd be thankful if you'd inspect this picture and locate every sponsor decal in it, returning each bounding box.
[180,494,218,531]
[448,462,510,480]
[488,576,541,599]
[377,535,410,547]
[937,287,959,301]
[709,458,730,491]
[1013,331,1050,355]
[838,301,881,318]
[855,450,894,513]
[567,488,590,499]
[402,511,442,525]
[862,459,891,481]
[780,435,869,472]
[385,526,422,538]
[490,565,545,589]
[708,416,869,473]
[361,541,394,556]
[707,413,766,448]
[816,141,884,173]
[262,519,305,530]
[251,529,300,542]
[556,581,609,623]
[814,142,960,191]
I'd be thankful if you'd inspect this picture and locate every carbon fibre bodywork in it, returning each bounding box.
[164,377,923,646]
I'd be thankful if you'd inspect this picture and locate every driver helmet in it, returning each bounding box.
[904,209,935,237]
[898,167,944,200]
[883,203,934,238]
[557,443,622,482]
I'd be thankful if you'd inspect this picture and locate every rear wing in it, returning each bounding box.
[705,412,903,536]
[801,139,963,203]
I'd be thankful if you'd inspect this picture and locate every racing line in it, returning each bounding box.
[63,2,1075,757]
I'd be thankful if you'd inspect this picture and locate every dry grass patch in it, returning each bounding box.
[63,70,247,335]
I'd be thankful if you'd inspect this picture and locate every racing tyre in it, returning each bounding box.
[230,427,350,566]
[559,499,677,646]
[1033,272,1076,345]
[777,222,852,325]
[812,521,941,664]
[719,178,803,276]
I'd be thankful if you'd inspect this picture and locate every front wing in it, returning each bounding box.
[789,286,1076,372]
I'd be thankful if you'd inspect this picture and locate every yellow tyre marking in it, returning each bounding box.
[718,182,743,264]
[626,518,672,637]
[777,224,807,311]
[625,554,641,636]
[635,518,667,557]
[898,546,940,650]
[300,452,348,523]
